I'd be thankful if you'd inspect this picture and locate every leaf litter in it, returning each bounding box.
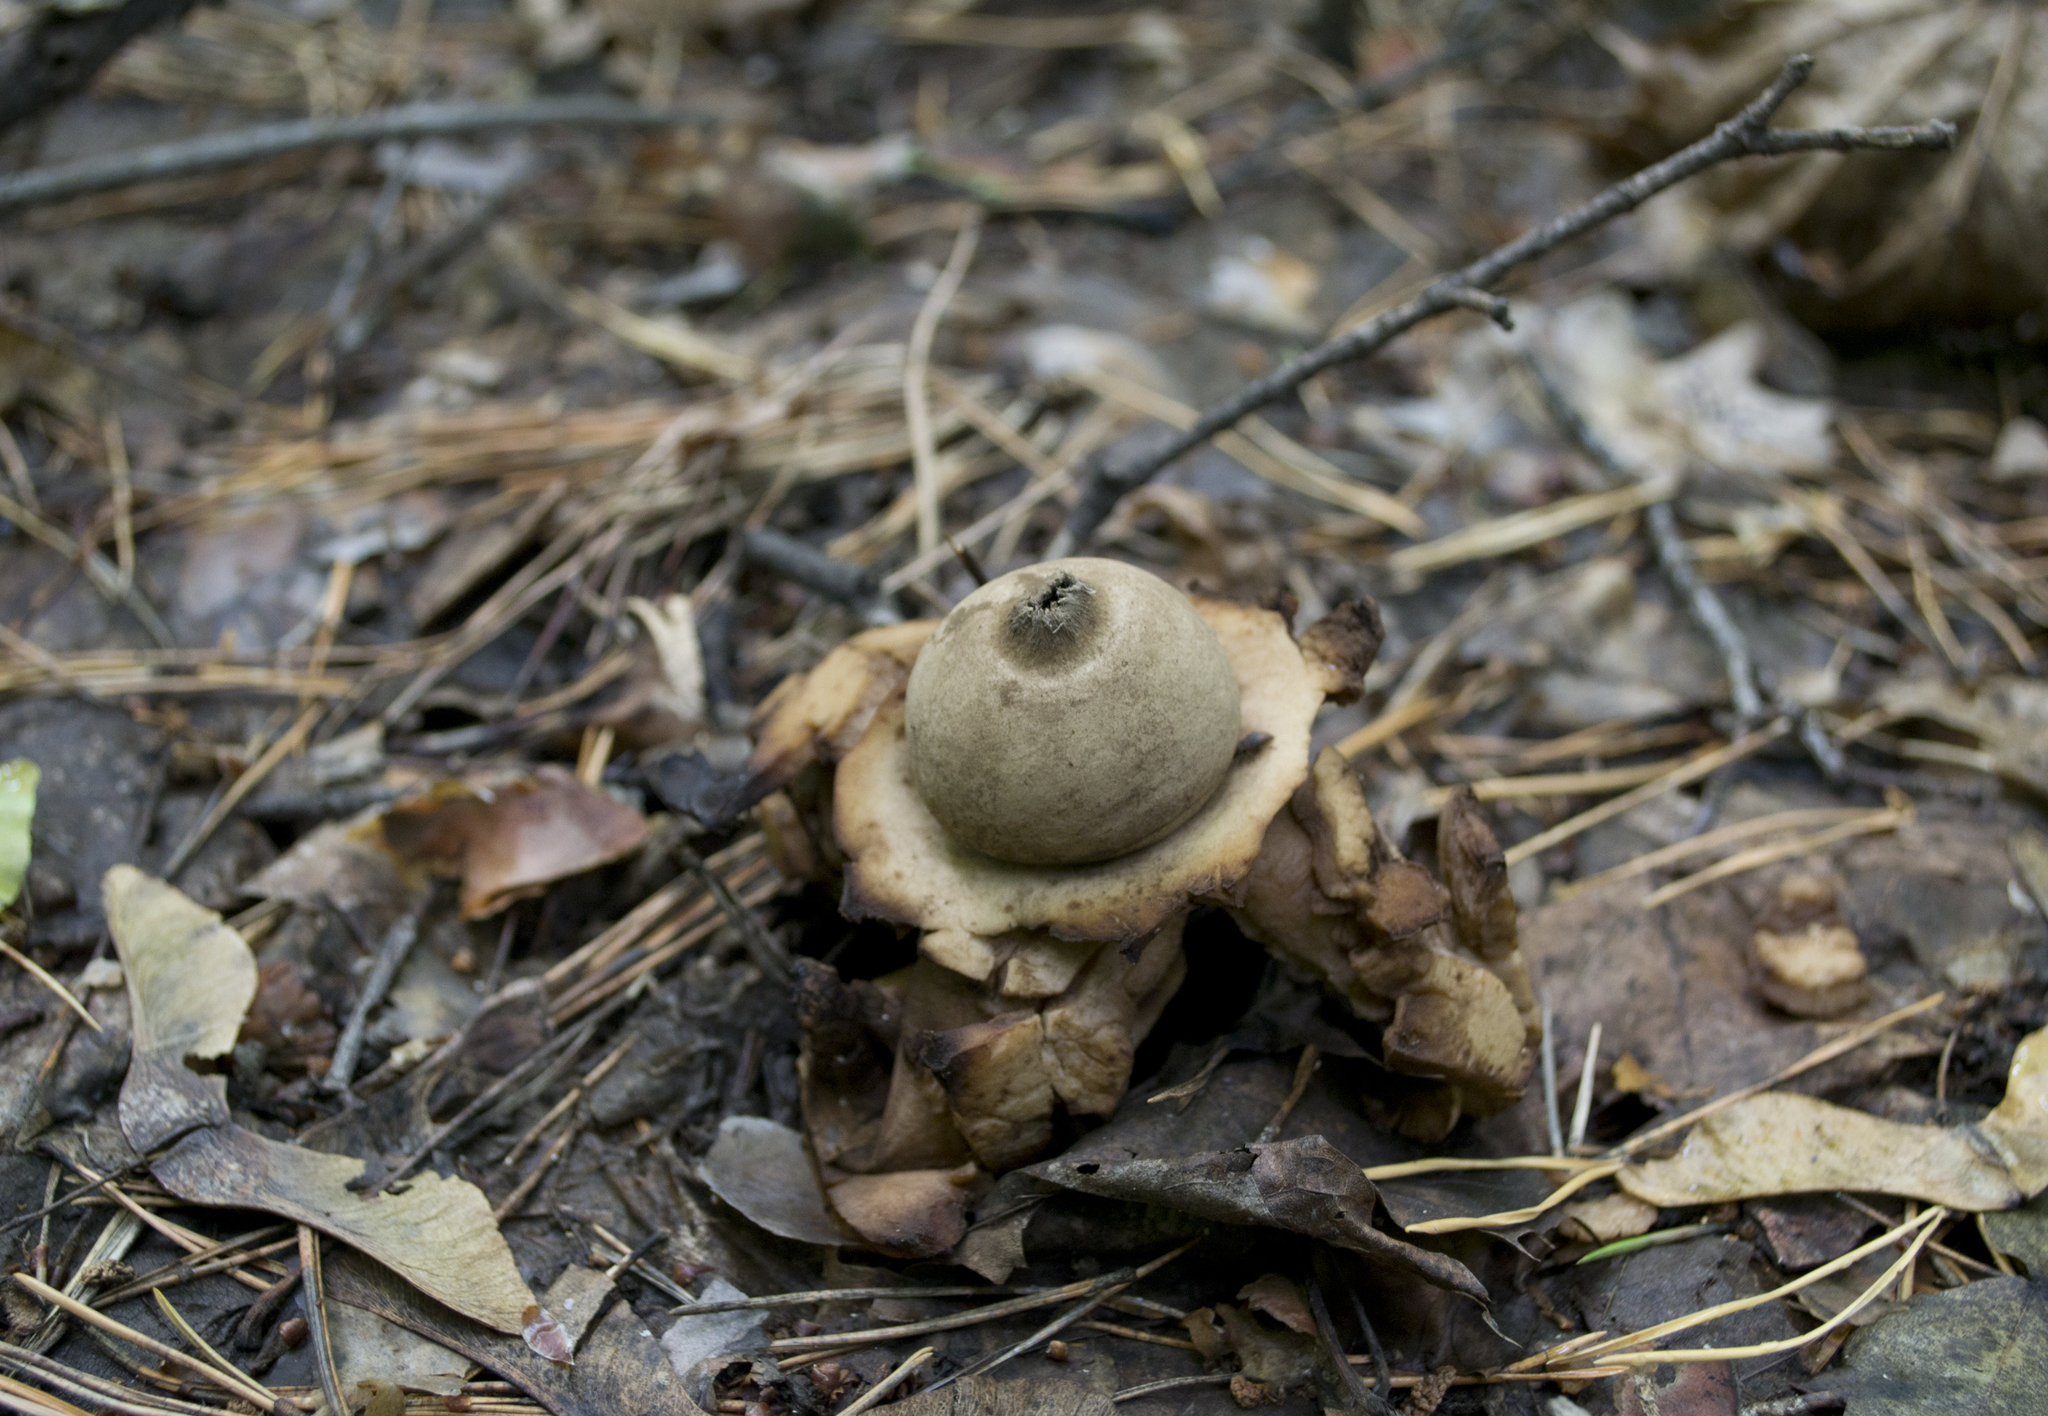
[0,3,2044,1415]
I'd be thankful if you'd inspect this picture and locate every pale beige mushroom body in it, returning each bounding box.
[902,557,1241,866]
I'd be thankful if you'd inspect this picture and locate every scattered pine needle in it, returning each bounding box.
[1401,1160,1624,1235]
[1362,1155,1610,1181]
[1639,805,1912,908]
[1611,992,1947,1158]
[1586,1208,1945,1369]
[1554,806,1877,901]
[1503,720,1791,868]
[0,941,101,1034]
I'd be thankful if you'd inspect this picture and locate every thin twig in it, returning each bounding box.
[1308,1278,1383,1416]
[1253,1044,1318,1144]
[0,99,718,215]
[1055,55,1954,549]
[674,840,790,983]
[323,904,426,1092]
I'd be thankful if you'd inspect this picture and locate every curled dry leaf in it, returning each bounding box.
[108,867,537,1334]
[382,765,649,918]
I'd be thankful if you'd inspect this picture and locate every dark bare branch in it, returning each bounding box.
[1054,54,1956,551]
[0,98,716,216]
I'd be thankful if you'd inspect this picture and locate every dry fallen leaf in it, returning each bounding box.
[382,766,649,918]
[108,867,536,1334]
[1618,1090,2020,1211]
[105,864,256,1151]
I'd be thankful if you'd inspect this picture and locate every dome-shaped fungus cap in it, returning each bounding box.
[903,558,1241,866]
[834,595,1377,946]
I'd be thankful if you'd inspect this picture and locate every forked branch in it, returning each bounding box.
[1056,54,1955,550]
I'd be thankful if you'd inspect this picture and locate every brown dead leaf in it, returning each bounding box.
[1213,1302,1320,1391]
[1618,1091,2020,1211]
[108,868,535,1334]
[239,961,336,1075]
[1030,1134,1485,1301]
[1555,1192,1660,1246]
[152,1128,536,1332]
[524,1304,574,1365]
[382,766,648,919]
[1236,1274,1315,1335]
[823,1165,986,1259]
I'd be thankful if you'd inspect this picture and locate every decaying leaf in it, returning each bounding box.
[106,865,257,1151]
[523,1305,574,1365]
[325,1245,701,1416]
[1618,1090,2020,1211]
[152,1129,537,1332]
[1237,1274,1316,1335]
[660,1278,767,1376]
[108,868,536,1334]
[1817,1277,2048,1416]
[823,1164,988,1260]
[242,806,431,942]
[383,766,649,918]
[0,758,37,909]
[238,961,337,1075]
[324,1299,469,1397]
[1031,1133,1485,1301]
[700,1116,856,1246]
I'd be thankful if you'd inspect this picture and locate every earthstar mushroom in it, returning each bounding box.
[746,558,1536,1251]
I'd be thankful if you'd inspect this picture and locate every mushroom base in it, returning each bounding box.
[1226,749,1540,1142]
[795,920,1186,1256]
